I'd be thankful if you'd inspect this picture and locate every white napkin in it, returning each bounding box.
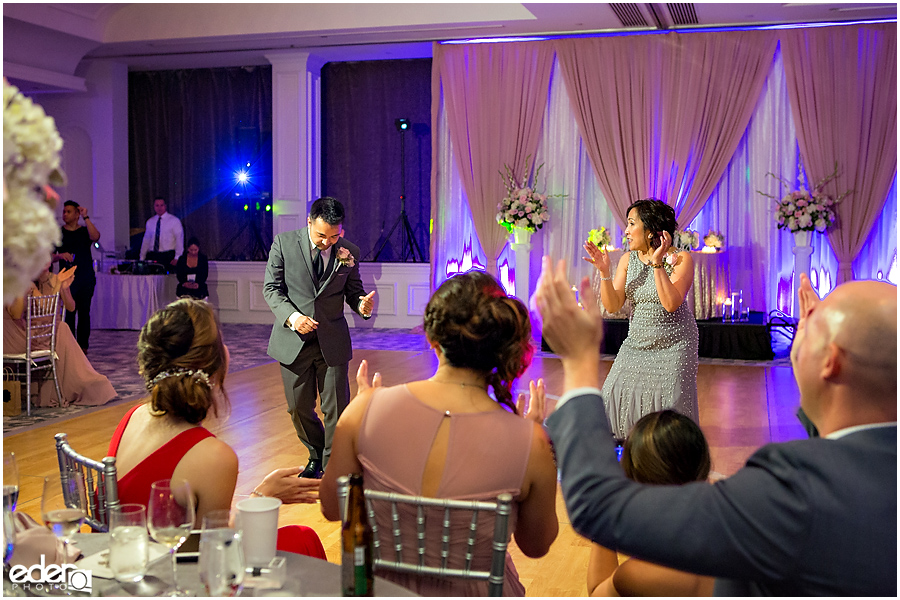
[76,543,169,579]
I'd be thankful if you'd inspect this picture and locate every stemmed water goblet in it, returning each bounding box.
[199,509,244,597]
[41,472,87,561]
[147,479,195,596]
[3,452,19,511]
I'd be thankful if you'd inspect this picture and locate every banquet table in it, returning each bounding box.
[10,532,417,597]
[92,273,178,330]
[589,250,727,320]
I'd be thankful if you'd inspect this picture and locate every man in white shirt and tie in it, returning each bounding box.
[139,197,184,270]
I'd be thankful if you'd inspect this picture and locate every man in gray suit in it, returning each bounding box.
[535,257,896,596]
[264,197,375,478]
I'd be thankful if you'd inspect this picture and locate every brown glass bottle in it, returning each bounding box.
[341,474,373,596]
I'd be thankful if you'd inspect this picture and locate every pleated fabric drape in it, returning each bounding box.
[554,31,777,229]
[780,23,897,283]
[433,41,555,276]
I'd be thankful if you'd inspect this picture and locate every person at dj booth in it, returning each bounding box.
[139,196,184,271]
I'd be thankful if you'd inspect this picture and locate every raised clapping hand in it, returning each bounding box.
[583,240,611,273]
[795,273,821,346]
[535,257,604,390]
[255,467,320,504]
[56,266,77,290]
[650,231,673,266]
[359,291,376,317]
[515,378,546,424]
[355,359,382,394]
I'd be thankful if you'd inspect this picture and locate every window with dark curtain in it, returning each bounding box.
[128,66,273,261]
[322,58,432,262]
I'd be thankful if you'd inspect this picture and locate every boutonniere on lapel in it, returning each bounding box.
[336,247,355,268]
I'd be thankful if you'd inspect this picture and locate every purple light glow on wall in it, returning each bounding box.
[445,236,487,277]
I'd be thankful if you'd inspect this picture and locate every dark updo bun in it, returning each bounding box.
[621,410,710,485]
[138,298,229,424]
[627,198,678,250]
[423,271,534,412]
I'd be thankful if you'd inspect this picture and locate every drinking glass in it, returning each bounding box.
[3,505,16,596]
[3,452,19,511]
[148,479,195,596]
[109,504,150,584]
[199,510,244,597]
[40,472,86,556]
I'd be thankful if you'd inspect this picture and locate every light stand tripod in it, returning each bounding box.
[215,198,272,261]
[373,118,424,262]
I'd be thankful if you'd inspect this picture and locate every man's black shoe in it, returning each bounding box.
[298,459,324,479]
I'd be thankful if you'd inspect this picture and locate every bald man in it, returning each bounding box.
[536,258,896,596]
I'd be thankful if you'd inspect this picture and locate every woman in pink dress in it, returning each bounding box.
[3,263,116,408]
[321,271,559,596]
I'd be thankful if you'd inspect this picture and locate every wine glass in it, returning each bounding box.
[41,472,86,557]
[3,505,16,596]
[199,510,244,597]
[3,452,19,511]
[147,479,195,596]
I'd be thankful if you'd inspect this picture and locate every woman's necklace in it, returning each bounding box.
[428,377,486,390]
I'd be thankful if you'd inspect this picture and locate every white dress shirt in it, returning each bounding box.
[139,212,184,260]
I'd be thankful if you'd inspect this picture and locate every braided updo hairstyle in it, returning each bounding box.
[423,271,534,413]
[138,298,229,424]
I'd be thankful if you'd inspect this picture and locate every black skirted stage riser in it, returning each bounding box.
[543,312,775,361]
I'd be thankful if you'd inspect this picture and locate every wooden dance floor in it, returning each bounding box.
[5,348,804,597]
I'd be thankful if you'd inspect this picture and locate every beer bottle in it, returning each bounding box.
[341,474,373,596]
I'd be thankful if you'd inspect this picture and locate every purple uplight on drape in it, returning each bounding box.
[433,41,555,276]
[780,23,897,284]
[554,31,777,229]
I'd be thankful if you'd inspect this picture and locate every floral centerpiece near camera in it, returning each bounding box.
[496,157,554,236]
[758,164,850,235]
[701,229,725,253]
[674,229,699,251]
[587,226,614,250]
[3,80,66,303]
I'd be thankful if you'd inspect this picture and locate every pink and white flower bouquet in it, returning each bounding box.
[760,164,850,234]
[496,157,554,233]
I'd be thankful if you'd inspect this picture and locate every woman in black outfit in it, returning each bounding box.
[175,237,209,299]
[53,200,100,352]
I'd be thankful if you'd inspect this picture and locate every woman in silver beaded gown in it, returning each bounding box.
[583,199,699,441]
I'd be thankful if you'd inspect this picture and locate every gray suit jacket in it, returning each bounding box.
[545,392,897,596]
[263,228,368,366]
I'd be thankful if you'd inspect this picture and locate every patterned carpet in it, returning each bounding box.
[3,323,788,436]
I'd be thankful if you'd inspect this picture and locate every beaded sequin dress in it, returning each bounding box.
[601,251,699,440]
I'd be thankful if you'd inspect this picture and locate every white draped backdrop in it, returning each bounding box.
[431,38,897,316]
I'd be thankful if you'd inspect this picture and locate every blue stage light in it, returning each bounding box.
[236,170,249,184]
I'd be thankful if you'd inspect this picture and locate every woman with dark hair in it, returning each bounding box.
[320,271,559,596]
[175,237,209,299]
[583,198,699,441]
[587,410,715,596]
[108,298,321,525]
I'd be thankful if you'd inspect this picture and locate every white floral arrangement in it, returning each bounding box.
[759,164,850,234]
[702,229,725,249]
[674,229,699,250]
[496,157,553,233]
[587,226,612,248]
[3,81,65,303]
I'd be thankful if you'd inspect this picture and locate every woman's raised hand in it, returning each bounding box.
[583,240,611,274]
[56,267,77,290]
[516,378,546,424]
[650,231,673,265]
[355,359,382,395]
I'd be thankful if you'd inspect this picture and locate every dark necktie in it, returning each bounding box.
[313,249,324,281]
[153,217,161,252]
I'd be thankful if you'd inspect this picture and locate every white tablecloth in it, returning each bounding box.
[92,273,178,330]
[590,250,727,320]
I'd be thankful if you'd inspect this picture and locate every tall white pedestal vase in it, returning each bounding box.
[510,227,533,304]
[791,229,813,318]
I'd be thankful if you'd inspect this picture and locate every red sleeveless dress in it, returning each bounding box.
[107,405,326,560]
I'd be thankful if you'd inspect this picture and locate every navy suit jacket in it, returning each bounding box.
[545,392,897,596]
[263,228,368,366]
